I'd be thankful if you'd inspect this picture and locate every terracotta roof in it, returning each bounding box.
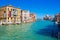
[56,14,60,17]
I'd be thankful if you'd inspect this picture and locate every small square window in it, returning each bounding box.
[4,11,6,13]
[13,9,14,11]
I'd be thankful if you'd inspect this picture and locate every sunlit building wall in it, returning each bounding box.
[30,14,36,22]
[21,10,30,23]
[0,5,21,24]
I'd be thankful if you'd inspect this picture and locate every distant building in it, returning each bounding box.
[29,13,36,22]
[43,14,53,20]
[54,14,60,22]
[21,10,30,23]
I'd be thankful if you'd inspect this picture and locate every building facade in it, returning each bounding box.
[0,5,21,24]
[0,5,36,24]
[43,14,53,20]
[29,14,36,22]
[55,14,60,22]
[21,10,30,23]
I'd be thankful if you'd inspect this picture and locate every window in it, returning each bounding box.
[4,11,6,13]
[13,9,14,11]
[8,11,11,17]
[11,9,12,11]
[24,17,26,19]
[8,8,9,11]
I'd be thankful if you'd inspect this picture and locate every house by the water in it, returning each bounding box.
[0,5,36,25]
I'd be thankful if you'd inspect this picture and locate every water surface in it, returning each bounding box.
[0,20,59,40]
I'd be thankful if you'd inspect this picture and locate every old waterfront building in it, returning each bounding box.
[0,5,21,24]
[0,5,36,25]
[29,13,36,22]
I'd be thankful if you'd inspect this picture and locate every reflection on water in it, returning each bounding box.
[37,24,58,38]
[0,20,59,40]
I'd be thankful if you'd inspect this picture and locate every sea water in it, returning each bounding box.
[0,20,59,40]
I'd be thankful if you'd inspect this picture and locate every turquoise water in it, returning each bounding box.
[0,20,59,40]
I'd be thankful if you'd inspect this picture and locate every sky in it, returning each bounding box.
[0,0,60,18]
